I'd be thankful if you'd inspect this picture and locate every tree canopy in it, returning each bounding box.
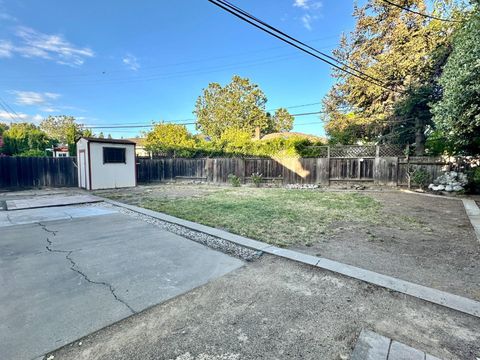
[431,3,480,154]
[194,75,293,138]
[2,123,52,156]
[40,115,89,155]
[322,0,462,153]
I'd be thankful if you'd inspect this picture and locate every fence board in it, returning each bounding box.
[0,157,78,189]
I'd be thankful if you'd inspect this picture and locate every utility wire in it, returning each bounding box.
[0,98,21,122]
[209,0,399,93]
[85,111,325,129]
[219,0,387,86]
[381,0,463,23]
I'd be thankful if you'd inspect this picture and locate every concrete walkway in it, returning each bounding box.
[0,205,243,360]
[5,194,102,210]
[462,199,480,243]
[351,330,441,360]
[103,198,480,318]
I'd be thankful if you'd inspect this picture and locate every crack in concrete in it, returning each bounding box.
[38,222,136,315]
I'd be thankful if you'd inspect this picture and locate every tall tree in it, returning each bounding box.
[40,115,86,155]
[265,108,295,134]
[194,75,269,138]
[323,0,461,153]
[432,1,480,154]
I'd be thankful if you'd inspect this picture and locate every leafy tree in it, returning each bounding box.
[432,2,480,154]
[2,123,52,156]
[323,0,461,152]
[40,115,86,155]
[144,123,197,157]
[194,75,269,138]
[265,108,294,134]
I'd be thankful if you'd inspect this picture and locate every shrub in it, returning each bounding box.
[411,168,430,190]
[467,167,480,193]
[251,172,263,187]
[228,173,241,187]
[16,149,46,157]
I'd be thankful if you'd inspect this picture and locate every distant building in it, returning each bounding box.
[126,138,151,157]
[52,145,70,158]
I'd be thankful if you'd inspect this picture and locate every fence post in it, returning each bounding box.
[327,146,331,185]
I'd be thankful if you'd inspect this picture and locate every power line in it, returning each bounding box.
[209,0,400,93]
[220,0,387,86]
[0,98,21,122]
[381,0,462,23]
[0,36,339,81]
[84,110,325,129]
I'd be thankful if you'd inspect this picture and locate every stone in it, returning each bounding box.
[445,185,453,192]
[453,185,464,192]
[436,185,445,191]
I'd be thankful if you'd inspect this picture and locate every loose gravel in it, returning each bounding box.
[85,202,262,261]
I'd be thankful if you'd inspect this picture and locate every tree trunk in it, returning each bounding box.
[415,117,425,156]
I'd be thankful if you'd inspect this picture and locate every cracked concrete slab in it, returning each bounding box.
[0,205,117,227]
[0,210,244,360]
[5,194,102,210]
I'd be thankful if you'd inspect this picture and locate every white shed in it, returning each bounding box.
[76,137,136,190]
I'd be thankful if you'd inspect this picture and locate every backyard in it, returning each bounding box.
[96,184,480,301]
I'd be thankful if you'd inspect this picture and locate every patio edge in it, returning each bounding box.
[101,197,480,319]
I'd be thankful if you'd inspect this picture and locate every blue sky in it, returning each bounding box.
[0,0,357,138]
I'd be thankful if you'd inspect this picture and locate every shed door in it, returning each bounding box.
[79,150,87,189]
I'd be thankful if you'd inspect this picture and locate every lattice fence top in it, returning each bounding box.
[305,144,404,158]
[330,145,376,158]
[378,144,404,157]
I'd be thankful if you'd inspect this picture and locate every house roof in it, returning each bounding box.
[260,132,326,142]
[79,137,136,145]
[126,138,146,146]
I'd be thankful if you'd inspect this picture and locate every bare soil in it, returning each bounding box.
[293,191,480,301]
[49,256,480,360]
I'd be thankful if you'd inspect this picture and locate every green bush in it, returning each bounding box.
[467,167,480,193]
[228,174,241,187]
[411,168,430,189]
[251,172,263,187]
[16,149,46,157]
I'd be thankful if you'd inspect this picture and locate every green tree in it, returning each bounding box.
[265,108,294,134]
[2,123,52,156]
[144,123,197,157]
[432,2,480,154]
[40,115,86,156]
[323,0,461,152]
[194,75,269,138]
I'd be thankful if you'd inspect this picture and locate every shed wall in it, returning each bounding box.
[89,142,135,190]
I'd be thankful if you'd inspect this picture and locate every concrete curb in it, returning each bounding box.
[101,197,480,319]
[462,199,480,244]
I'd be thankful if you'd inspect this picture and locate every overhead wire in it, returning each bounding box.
[381,0,463,23]
[208,0,400,93]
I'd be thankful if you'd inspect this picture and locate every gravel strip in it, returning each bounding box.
[85,202,261,261]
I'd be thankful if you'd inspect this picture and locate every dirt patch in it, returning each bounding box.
[294,191,480,301]
[49,256,480,360]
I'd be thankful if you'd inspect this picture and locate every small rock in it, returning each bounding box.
[47,356,54,360]
[445,185,453,192]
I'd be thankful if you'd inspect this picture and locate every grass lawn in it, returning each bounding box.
[136,187,390,247]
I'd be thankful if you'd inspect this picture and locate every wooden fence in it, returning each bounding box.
[0,152,453,189]
[136,156,451,186]
[0,156,78,188]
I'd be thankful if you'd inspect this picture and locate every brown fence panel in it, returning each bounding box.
[0,156,78,188]
[374,157,399,186]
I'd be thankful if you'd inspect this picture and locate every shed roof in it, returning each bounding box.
[79,137,136,145]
